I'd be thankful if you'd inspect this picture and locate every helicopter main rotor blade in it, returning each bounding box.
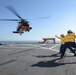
[28,16,51,20]
[6,6,22,19]
[0,19,19,21]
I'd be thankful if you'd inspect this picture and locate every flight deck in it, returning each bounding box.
[0,43,76,75]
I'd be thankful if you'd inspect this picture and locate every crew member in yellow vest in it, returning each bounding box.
[61,30,76,59]
[55,34,65,53]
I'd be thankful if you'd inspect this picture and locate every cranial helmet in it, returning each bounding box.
[67,30,73,34]
[60,34,65,37]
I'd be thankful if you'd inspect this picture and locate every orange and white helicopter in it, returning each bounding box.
[0,6,50,35]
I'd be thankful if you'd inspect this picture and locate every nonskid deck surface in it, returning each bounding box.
[0,43,76,75]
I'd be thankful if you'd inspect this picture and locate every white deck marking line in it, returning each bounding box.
[49,44,60,49]
[0,46,33,49]
[28,44,74,55]
[51,49,74,55]
[28,44,60,50]
[0,44,74,55]
[27,44,50,49]
[27,44,61,51]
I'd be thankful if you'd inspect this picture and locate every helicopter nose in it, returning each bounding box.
[30,27,32,29]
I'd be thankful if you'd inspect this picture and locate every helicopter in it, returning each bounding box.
[0,6,50,35]
[0,6,32,35]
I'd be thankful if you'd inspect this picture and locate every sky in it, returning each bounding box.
[0,0,76,41]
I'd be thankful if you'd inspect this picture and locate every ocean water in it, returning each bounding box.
[0,41,39,44]
[0,40,60,44]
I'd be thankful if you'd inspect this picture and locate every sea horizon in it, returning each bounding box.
[0,40,61,44]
